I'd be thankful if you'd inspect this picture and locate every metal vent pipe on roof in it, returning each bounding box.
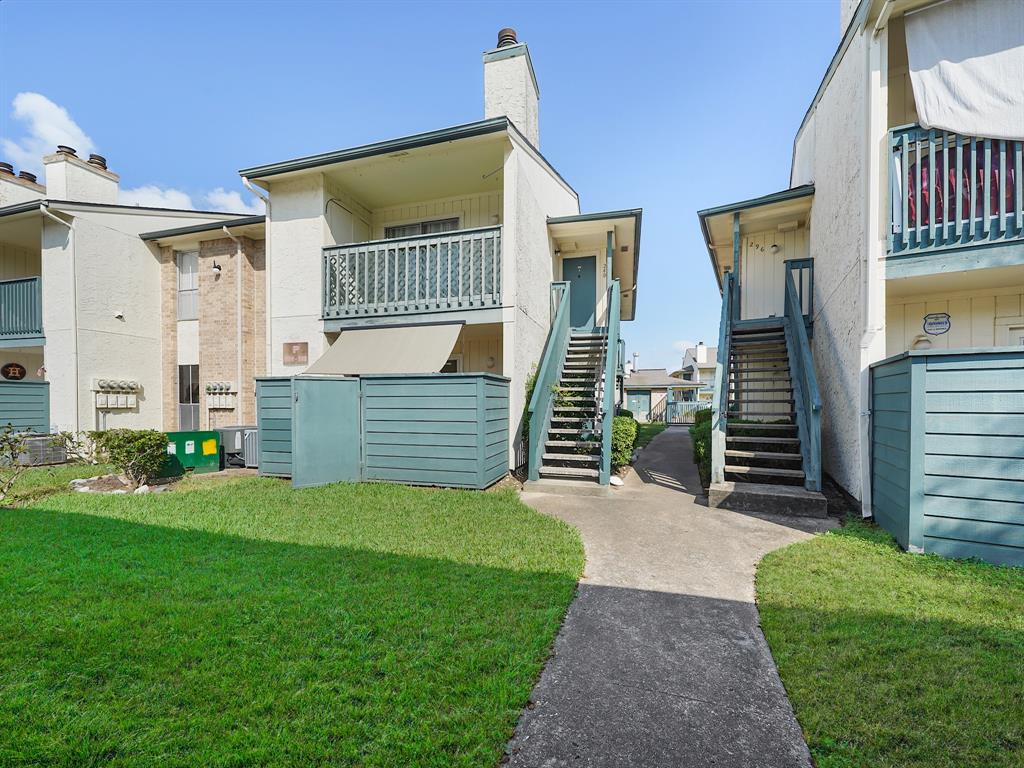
[18,171,37,184]
[497,27,518,47]
[0,162,13,175]
[87,154,107,170]
[56,145,77,156]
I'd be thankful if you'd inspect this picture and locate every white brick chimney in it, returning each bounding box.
[43,147,118,204]
[483,27,540,147]
[696,341,707,364]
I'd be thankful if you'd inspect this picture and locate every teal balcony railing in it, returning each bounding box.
[322,226,502,319]
[0,277,43,342]
[889,125,1022,255]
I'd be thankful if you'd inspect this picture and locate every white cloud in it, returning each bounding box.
[4,93,265,216]
[119,185,195,209]
[1,92,96,176]
[203,187,264,215]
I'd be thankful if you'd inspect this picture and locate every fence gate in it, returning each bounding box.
[667,401,710,425]
[290,377,360,489]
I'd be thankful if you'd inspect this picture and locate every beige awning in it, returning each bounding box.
[304,323,461,376]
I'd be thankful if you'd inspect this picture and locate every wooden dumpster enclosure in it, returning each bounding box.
[256,373,509,490]
[0,381,50,434]
[870,348,1024,567]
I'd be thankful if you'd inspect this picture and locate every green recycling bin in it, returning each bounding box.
[160,430,221,478]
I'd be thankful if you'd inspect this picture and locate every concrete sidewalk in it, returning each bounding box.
[506,427,835,768]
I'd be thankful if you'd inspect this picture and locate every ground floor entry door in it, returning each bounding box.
[627,390,651,422]
[291,377,361,489]
[562,255,597,329]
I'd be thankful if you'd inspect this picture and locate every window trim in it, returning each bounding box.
[384,217,460,240]
[176,250,199,321]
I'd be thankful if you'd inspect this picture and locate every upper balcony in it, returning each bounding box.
[0,276,43,347]
[889,125,1022,264]
[322,225,502,322]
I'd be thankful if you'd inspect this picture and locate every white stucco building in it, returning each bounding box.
[697,0,1024,535]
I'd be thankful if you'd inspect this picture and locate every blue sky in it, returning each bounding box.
[0,0,840,371]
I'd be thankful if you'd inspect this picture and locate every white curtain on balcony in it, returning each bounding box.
[304,323,462,376]
[904,0,1024,141]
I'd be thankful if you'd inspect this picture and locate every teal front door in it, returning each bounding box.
[562,255,597,329]
[627,390,651,421]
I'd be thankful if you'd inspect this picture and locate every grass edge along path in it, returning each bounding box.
[756,518,1024,768]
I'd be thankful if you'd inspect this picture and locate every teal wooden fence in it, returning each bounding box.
[0,277,44,342]
[526,282,570,481]
[362,374,508,489]
[322,226,502,319]
[0,380,49,433]
[889,125,1023,255]
[870,348,1024,567]
[255,378,293,477]
[257,373,509,490]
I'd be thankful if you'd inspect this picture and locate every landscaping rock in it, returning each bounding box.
[134,485,150,495]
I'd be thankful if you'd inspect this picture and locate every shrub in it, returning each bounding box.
[617,407,634,418]
[693,407,713,426]
[95,429,169,487]
[689,415,712,488]
[522,366,538,443]
[0,424,29,504]
[611,415,638,469]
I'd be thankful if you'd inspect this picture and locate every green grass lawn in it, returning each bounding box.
[757,518,1024,768]
[635,422,666,448]
[8,462,112,502]
[0,476,584,767]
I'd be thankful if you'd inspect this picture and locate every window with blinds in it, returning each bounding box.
[384,217,459,239]
[176,251,199,320]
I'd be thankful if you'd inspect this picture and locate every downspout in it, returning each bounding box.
[40,203,80,431]
[243,177,270,377]
[222,226,244,423]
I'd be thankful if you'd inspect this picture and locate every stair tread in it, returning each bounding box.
[727,423,797,431]
[729,411,796,417]
[732,398,794,403]
[546,440,600,448]
[539,465,600,478]
[725,449,802,460]
[543,453,600,463]
[728,387,792,392]
[549,428,593,435]
[727,436,800,444]
[724,465,805,477]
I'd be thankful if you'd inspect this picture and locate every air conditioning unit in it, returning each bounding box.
[243,428,258,468]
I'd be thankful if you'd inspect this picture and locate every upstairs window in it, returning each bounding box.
[176,251,199,320]
[384,217,459,240]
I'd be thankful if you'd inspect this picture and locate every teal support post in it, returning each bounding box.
[599,280,621,484]
[731,212,741,322]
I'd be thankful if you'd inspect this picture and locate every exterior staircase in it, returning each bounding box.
[724,324,805,486]
[709,315,826,518]
[538,331,606,481]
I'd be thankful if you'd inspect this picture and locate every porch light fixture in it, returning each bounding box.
[212,261,222,274]
[770,244,781,254]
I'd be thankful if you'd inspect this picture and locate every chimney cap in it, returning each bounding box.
[18,171,37,184]
[87,154,108,170]
[497,27,518,48]
[0,162,13,176]
[56,145,77,156]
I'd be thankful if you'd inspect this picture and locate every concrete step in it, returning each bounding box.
[539,465,600,479]
[523,477,610,496]
[708,481,827,518]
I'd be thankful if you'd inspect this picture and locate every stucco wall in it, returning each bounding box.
[266,175,333,375]
[797,31,868,498]
[484,49,540,148]
[506,139,579,465]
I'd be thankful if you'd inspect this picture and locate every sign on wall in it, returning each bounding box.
[283,342,309,366]
[923,313,951,336]
[1,363,26,380]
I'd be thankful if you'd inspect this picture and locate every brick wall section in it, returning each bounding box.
[159,246,178,430]
[160,236,266,431]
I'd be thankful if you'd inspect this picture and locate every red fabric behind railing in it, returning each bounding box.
[906,144,1017,227]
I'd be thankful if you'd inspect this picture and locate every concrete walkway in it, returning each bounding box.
[506,427,836,768]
